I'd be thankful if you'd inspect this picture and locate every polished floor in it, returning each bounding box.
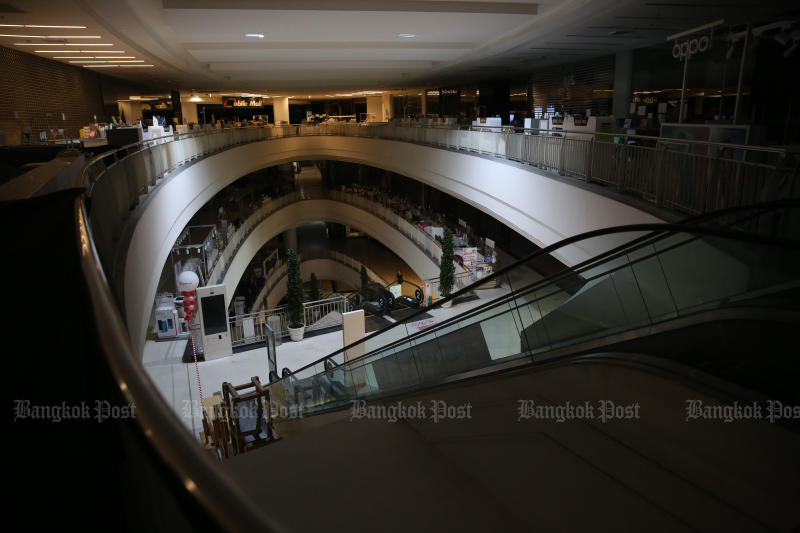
[144,283,512,436]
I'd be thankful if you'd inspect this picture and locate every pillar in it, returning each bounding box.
[478,81,510,124]
[170,90,183,124]
[180,98,199,124]
[421,92,427,116]
[366,95,382,122]
[284,228,298,252]
[273,97,290,125]
[381,93,393,121]
[612,50,633,119]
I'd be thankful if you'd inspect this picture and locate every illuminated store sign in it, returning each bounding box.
[672,36,711,59]
[223,97,265,107]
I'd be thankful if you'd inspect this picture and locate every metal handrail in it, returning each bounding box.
[251,251,382,312]
[276,213,800,384]
[391,121,787,154]
[75,198,284,532]
[81,121,786,192]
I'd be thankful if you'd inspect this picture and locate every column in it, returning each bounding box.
[612,50,633,119]
[366,95,382,122]
[273,97,290,125]
[381,93,393,121]
[478,81,510,123]
[170,90,183,124]
[421,91,427,116]
[284,228,298,252]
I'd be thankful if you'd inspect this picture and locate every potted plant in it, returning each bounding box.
[309,272,321,302]
[308,272,321,323]
[360,265,369,296]
[286,248,305,341]
[439,227,455,308]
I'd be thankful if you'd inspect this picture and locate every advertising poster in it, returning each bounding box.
[455,247,478,271]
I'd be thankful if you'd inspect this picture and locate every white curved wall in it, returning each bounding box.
[265,258,375,309]
[125,135,662,356]
[222,199,440,301]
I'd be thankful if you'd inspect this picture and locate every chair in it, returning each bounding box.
[222,376,280,454]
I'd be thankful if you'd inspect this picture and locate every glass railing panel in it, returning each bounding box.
[626,243,679,321]
[476,304,528,362]
[357,341,422,397]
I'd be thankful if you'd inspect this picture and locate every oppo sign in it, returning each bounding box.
[672,35,711,59]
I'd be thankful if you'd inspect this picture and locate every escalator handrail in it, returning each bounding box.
[283,200,800,378]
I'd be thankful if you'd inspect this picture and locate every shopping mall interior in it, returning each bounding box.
[3,1,799,531]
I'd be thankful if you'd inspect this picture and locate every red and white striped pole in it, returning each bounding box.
[178,271,204,405]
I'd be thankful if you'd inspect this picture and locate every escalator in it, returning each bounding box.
[223,201,799,533]
[268,201,800,418]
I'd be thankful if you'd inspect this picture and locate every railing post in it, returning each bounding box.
[655,145,666,208]
[585,138,595,183]
[558,136,567,176]
[617,142,626,192]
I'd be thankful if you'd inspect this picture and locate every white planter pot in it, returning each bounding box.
[288,324,305,341]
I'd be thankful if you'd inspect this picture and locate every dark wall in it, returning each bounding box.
[0,45,105,144]
[478,80,510,123]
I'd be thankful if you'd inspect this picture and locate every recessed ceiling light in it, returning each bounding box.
[0,24,87,29]
[70,60,144,63]
[0,34,101,38]
[16,43,114,46]
[244,33,264,38]
[397,34,416,38]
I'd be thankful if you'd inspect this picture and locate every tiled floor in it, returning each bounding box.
[144,281,517,437]
[145,164,551,438]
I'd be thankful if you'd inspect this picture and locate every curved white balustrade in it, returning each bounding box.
[252,250,384,312]
[120,127,661,356]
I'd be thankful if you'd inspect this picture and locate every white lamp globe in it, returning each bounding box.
[177,271,200,292]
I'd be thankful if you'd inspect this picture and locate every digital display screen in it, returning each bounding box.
[201,294,227,335]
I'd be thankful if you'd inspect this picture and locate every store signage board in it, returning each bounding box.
[455,247,478,271]
[667,19,723,61]
[223,97,265,108]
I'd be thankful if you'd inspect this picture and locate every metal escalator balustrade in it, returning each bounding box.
[267,202,800,417]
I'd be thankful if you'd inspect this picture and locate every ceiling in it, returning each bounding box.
[1,0,797,97]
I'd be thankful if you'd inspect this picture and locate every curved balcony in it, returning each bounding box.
[85,124,786,358]
[251,250,385,312]
[206,189,459,290]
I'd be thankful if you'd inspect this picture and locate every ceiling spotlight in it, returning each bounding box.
[0,24,87,29]
[190,94,202,102]
[244,33,264,38]
[397,33,416,38]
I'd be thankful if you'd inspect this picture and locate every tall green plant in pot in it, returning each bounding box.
[309,272,320,302]
[439,228,455,307]
[360,265,369,301]
[286,248,305,341]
